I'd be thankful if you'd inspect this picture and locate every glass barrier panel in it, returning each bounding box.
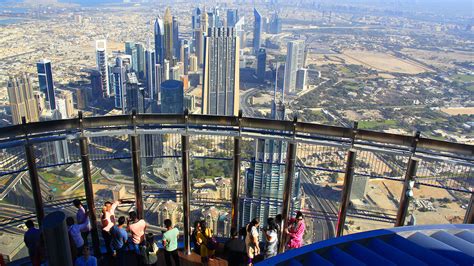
[190,134,233,238]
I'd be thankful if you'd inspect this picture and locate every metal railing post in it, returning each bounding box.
[78,112,101,257]
[131,134,144,219]
[395,157,419,226]
[464,193,474,224]
[25,142,44,225]
[231,111,242,232]
[278,117,298,253]
[22,117,44,226]
[181,110,191,255]
[335,149,357,237]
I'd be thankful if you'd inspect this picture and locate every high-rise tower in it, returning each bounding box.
[164,7,174,62]
[154,18,165,65]
[202,27,240,116]
[95,40,109,97]
[253,8,262,54]
[283,40,306,93]
[7,74,39,124]
[37,59,56,110]
[257,48,267,83]
[172,16,179,59]
[227,9,238,27]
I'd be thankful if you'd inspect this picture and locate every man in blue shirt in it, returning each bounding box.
[23,220,42,266]
[74,246,97,266]
[110,216,128,266]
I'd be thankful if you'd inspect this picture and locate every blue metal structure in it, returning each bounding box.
[257,224,474,266]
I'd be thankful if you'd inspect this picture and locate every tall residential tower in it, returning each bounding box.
[37,59,56,110]
[202,27,240,116]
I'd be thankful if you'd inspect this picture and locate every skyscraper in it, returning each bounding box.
[284,40,306,93]
[154,18,165,65]
[125,72,145,114]
[113,57,127,111]
[257,48,267,83]
[145,45,156,100]
[90,70,103,99]
[95,40,109,97]
[160,80,184,114]
[192,7,201,31]
[269,13,282,34]
[172,16,179,59]
[227,9,238,27]
[195,30,205,67]
[235,16,246,50]
[253,8,262,54]
[56,90,75,118]
[182,41,190,75]
[296,68,307,91]
[7,74,39,124]
[37,59,56,110]
[202,27,240,116]
[164,8,174,62]
[136,43,145,79]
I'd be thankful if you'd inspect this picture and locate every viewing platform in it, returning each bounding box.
[0,112,472,265]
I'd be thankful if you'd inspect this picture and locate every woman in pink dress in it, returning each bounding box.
[285,211,305,250]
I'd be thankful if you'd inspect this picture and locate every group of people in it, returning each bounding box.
[98,200,180,266]
[24,197,305,266]
[190,211,306,266]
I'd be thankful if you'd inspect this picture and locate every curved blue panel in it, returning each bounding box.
[407,232,474,265]
[324,247,366,266]
[347,242,397,266]
[301,252,333,266]
[367,238,427,266]
[256,225,474,266]
[386,234,457,266]
[456,230,474,244]
[431,230,474,256]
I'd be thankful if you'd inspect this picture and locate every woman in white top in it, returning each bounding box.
[245,218,260,266]
[264,218,278,258]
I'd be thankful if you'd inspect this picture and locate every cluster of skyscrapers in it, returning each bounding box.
[6,5,307,229]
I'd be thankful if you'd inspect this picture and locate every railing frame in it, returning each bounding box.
[181,110,191,255]
[395,158,419,226]
[130,111,144,219]
[231,111,243,231]
[23,117,45,226]
[78,112,101,256]
[278,117,298,253]
[335,149,357,237]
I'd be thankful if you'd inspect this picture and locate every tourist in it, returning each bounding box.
[74,246,97,266]
[110,216,128,266]
[264,218,278,258]
[23,220,42,266]
[73,199,91,244]
[275,214,283,239]
[127,210,147,254]
[285,211,306,250]
[245,218,260,266]
[66,216,90,260]
[224,227,246,266]
[190,220,201,255]
[197,220,215,265]
[140,233,158,266]
[101,200,120,255]
[162,219,180,266]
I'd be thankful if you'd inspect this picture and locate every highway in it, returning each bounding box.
[299,165,338,242]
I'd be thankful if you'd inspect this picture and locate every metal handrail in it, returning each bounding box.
[0,113,472,157]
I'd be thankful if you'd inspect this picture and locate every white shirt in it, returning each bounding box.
[102,202,118,232]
